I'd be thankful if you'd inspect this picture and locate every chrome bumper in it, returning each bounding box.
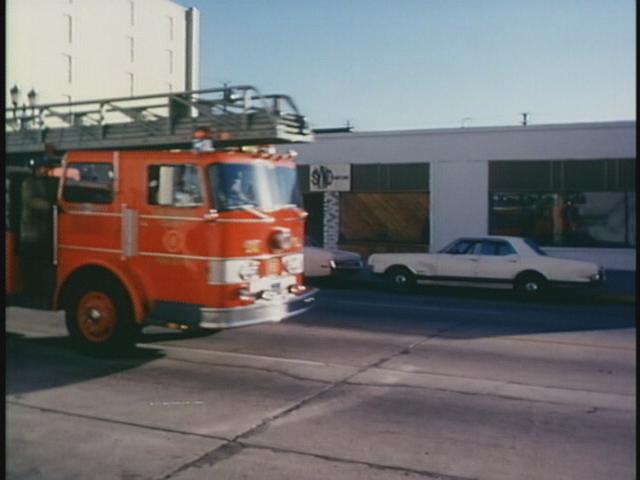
[199,288,317,329]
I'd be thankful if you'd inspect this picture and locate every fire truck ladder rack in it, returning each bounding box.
[5,85,313,154]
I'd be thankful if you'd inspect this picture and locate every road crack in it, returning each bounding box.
[159,326,454,479]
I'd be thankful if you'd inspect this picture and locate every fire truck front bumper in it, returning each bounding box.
[199,288,317,329]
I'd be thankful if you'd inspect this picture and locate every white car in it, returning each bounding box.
[368,236,605,294]
[304,246,363,278]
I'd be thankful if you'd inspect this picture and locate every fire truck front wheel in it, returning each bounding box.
[64,276,139,354]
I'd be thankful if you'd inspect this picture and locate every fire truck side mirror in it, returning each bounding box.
[203,210,219,222]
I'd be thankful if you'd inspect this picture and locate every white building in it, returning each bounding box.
[6,0,199,107]
[296,121,636,271]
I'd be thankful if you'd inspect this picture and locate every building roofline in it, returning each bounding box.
[312,120,636,139]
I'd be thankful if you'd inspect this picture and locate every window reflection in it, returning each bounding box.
[490,191,635,247]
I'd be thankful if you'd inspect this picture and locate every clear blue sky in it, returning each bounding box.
[179,0,636,131]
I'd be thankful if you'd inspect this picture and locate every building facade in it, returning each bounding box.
[6,0,199,108]
[296,121,636,271]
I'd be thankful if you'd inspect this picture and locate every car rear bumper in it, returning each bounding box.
[199,288,317,329]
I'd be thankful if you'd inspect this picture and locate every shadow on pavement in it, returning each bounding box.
[309,270,635,306]
[299,277,636,340]
[6,332,165,396]
[137,327,219,344]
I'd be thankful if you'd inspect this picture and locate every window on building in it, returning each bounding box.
[489,159,635,248]
[351,163,429,192]
[62,163,114,204]
[167,49,174,74]
[127,36,134,62]
[339,192,430,249]
[489,192,635,247]
[126,73,134,96]
[148,164,203,207]
[64,15,72,43]
[63,55,72,84]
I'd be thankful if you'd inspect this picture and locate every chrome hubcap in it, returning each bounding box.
[89,308,102,321]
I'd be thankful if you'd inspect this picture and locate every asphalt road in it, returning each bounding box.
[6,286,636,480]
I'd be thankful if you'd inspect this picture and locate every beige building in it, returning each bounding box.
[6,0,199,107]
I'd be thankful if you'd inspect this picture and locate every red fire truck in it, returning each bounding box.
[6,143,316,352]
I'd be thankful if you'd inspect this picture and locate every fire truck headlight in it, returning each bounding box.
[282,253,304,274]
[269,228,292,251]
[238,260,261,281]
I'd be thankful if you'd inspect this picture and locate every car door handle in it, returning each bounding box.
[468,258,479,262]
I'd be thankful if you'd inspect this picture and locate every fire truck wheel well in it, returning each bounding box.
[58,266,132,311]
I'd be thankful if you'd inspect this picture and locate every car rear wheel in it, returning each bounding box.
[385,266,416,292]
[514,272,547,295]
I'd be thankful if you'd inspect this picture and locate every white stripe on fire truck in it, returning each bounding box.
[57,245,300,262]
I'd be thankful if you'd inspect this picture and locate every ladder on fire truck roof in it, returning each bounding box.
[5,85,313,156]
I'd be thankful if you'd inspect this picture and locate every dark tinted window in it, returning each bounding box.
[445,239,475,254]
[495,241,517,256]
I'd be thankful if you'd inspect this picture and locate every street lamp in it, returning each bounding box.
[10,85,20,118]
[27,88,37,107]
[27,88,38,128]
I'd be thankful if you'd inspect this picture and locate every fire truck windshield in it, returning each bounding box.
[208,163,301,212]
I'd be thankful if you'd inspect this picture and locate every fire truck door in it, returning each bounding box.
[133,163,210,303]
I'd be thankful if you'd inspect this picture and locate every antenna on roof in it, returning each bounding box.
[521,112,530,126]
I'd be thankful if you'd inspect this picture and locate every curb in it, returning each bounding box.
[593,294,636,305]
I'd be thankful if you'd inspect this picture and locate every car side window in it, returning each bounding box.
[474,241,517,256]
[495,241,516,256]
[474,241,496,255]
[446,239,474,254]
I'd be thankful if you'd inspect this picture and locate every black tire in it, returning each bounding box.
[64,275,139,355]
[514,272,547,296]
[385,266,416,292]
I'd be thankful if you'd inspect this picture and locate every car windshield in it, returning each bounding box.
[208,163,301,212]
[524,237,548,256]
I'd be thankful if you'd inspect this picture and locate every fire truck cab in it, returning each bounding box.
[6,146,315,352]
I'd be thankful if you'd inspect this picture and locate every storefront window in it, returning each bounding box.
[490,191,634,247]
[339,192,430,249]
